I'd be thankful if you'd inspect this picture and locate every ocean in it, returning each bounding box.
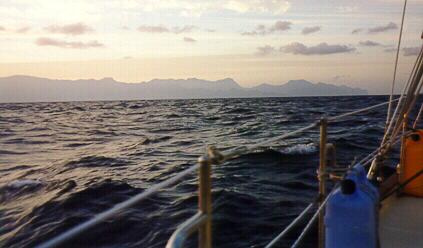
[1,95,420,248]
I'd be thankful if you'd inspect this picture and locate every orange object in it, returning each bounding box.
[400,130,423,197]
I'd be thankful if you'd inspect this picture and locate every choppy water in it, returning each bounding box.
[0,96,421,248]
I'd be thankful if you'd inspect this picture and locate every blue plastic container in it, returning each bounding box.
[347,164,379,203]
[325,175,378,248]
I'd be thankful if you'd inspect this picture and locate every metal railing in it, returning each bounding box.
[36,98,401,248]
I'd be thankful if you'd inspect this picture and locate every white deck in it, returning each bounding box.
[379,195,423,248]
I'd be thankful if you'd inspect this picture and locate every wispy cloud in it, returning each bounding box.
[35,37,104,49]
[137,25,169,33]
[44,23,94,36]
[351,28,362,34]
[242,20,291,36]
[359,40,381,47]
[223,0,290,15]
[337,6,359,13]
[17,26,31,33]
[183,37,196,42]
[368,22,397,33]
[302,26,320,35]
[269,21,291,32]
[136,0,291,16]
[137,25,197,34]
[332,74,351,82]
[205,29,216,32]
[255,45,276,56]
[173,25,197,34]
[0,26,5,31]
[384,48,396,53]
[280,42,355,55]
[403,47,420,56]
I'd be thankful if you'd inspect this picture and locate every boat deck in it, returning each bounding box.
[380,195,423,248]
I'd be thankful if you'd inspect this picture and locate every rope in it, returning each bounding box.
[36,163,200,248]
[290,190,333,248]
[386,0,408,127]
[327,98,399,122]
[220,123,318,162]
[382,168,423,201]
[265,201,317,248]
[359,131,409,167]
[218,98,401,164]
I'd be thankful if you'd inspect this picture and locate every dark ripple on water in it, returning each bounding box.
[0,96,422,248]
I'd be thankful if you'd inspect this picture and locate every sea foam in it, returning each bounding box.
[280,143,317,155]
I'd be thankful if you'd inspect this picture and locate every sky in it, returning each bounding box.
[0,0,422,93]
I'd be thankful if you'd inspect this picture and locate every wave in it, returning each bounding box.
[280,143,317,155]
[0,96,409,248]
[3,138,51,145]
[140,136,172,145]
[223,107,253,114]
[64,155,129,168]
[0,179,44,204]
[0,149,27,155]
[4,179,43,189]
[73,106,85,111]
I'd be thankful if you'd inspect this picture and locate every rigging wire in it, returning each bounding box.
[386,0,408,128]
[382,46,423,147]
[290,189,334,248]
[388,52,423,145]
[382,46,422,145]
[265,201,317,248]
[36,163,200,248]
[36,97,400,248]
[413,103,423,128]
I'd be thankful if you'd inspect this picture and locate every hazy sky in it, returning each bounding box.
[0,0,422,93]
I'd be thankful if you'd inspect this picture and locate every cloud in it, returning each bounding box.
[35,37,104,49]
[17,26,31,33]
[137,25,169,33]
[172,25,197,34]
[384,48,396,53]
[280,42,356,55]
[332,75,351,82]
[302,26,321,35]
[255,45,276,56]
[269,21,291,32]
[359,40,381,47]
[351,28,362,34]
[137,25,197,34]
[368,22,397,33]
[136,0,290,16]
[44,23,93,36]
[242,25,266,36]
[403,47,420,56]
[223,0,290,15]
[242,20,291,36]
[205,29,216,32]
[183,37,196,42]
[0,26,5,31]
[337,6,359,13]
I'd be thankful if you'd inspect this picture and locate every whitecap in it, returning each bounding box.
[280,143,317,155]
[6,179,43,189]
